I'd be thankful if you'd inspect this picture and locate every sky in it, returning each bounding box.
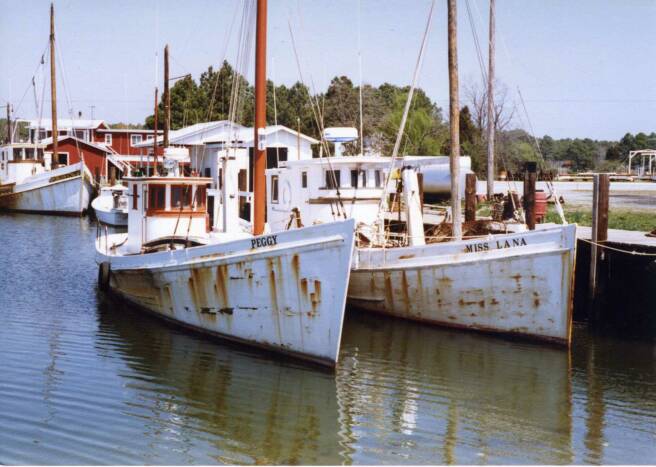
[1,0,655,141]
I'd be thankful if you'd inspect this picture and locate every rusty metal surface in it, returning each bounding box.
[98,219,355,365]
[349,224,576,344]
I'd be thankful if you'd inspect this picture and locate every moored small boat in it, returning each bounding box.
[91,185,128,226]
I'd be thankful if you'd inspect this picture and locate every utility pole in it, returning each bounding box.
[448,0,462,240]
[153,87,159,176]
[50,2,58,167]
[486,0,496,199]
[163,44,170,149]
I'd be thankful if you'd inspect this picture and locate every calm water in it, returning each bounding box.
[1,213,655,465]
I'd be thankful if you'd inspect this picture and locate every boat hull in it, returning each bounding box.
[91,196,127,226]
[348,224,576,345]
[97,219,355,366]
[0,163,93,215]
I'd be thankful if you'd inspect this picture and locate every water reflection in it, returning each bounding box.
[337,312,574,464]
[96,298,343,464]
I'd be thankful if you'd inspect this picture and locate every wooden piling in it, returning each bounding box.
[465,173,477,222]
[109,166,116,186]
[524,162,537,230]
[589,173,610,317]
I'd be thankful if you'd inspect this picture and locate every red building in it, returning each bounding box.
[29,119,162,179]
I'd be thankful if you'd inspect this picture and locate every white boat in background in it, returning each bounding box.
[96,0,356,367]
[0,143,93,215]
[92,185,128,226]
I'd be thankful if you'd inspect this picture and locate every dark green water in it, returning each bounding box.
[1,213,655,464]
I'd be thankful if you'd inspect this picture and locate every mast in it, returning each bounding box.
[447,0,462,240]
[486,0,496,199]
[50,2,58,167]
[163,44,170,149]
[5,103,11,144]
[153,87,159,176]
[253,0,267,235]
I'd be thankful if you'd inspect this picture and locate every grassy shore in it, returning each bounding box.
[545,206,656,231]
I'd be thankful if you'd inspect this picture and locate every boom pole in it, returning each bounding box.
[448,0,462,240]
[486,0,496,199]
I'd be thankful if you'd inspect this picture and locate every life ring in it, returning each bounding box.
[282,180,292,208]
[98,262,111,292]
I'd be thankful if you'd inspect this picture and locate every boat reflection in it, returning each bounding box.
[337,311,574,464]
[96,297,344,464]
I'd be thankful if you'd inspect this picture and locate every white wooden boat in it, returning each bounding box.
[91,184,127,226]
[96,172,355,366]
[96,0,356,367]
[0,144,93,215]
[265,142,576,345]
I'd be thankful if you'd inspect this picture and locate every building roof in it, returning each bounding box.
[133,121,320,148]
[96,128,162,133]
[132,121,243,148]
[41,135,112,153]
[28,119,106,131]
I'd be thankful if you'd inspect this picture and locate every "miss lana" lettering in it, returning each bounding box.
[465,237,527,253]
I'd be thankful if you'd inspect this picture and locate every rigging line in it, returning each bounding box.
[375,0,436,224]
[10,42,50,122]
[287,19,347,219]
[464,0,488,85]
[55,40,84,161]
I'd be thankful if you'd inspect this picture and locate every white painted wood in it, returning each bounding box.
[0,161,93,214]
[92,185,128,226]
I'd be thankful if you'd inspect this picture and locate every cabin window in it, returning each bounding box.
[325,170,340,189]
[24,148,35,160]
[194,185,206,210]
[301,171,307,188]
[203,167,211,178]
[104,134,112,145]
[130,134,143,146]
[350,169,366,188]
[271,175,279,203]
[132,184,138,210]
[266,147,288,169]
[148,185,166,211]
[57,153,68,165]
[238,169,248,192]
[171,185,192,209]
[375,170,382,187]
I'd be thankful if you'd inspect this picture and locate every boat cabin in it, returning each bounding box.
[0,143,46,185]
[124,175,212,254]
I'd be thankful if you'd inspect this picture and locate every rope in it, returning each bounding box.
[578,237,656,257]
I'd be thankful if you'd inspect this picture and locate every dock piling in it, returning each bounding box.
[465,173,477,222]
[589,173,610,319]
[523,162,537,230]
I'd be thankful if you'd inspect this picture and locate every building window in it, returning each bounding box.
[271,175,279,203]
[203,167,211,178]
[132,184,138,210]
[325,170,340,189]
[375,170,382,188]
[301,171,307,188]
[104,134,112,145]
[171,185,192,209]
[148,185,166,211]
[74,129,86,140]
[130,134,143,146]
[57,153,68,165]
